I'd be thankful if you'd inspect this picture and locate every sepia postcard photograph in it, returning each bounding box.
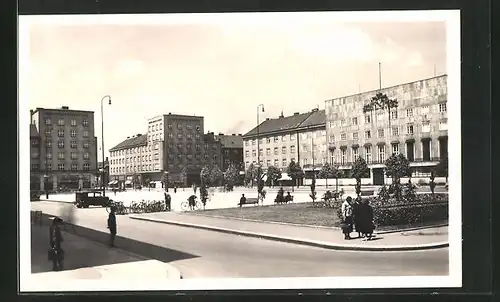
[19,10,462,292]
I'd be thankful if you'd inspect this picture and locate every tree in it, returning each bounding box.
[245,163,257,187]
[350,157,369,198]
[200,165,212,186]
[223,164,239,190]
[384,153,412,202]
[210,165,224,186]
[330,164,344,193]
[436,156,449,183]
[317,163,335,188]
[180,167,188,187]
[286,160,305,188]
[266,166,281,187]
[373,92,398,129]
[309,177,317,202]
[429,170,437,198]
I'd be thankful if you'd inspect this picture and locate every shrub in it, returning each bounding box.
[418,179,427,186]
[403,180,418,202]
[378,185,391,202]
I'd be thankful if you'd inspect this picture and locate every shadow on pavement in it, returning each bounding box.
[32,213,198,273]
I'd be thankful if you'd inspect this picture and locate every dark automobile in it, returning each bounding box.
[30,191,41,201]
[75,190,111,208]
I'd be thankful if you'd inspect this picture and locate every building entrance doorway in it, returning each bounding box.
[372,168,385,186]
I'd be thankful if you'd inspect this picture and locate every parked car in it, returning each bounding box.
[75,190,111,208]
[30,191,41,201]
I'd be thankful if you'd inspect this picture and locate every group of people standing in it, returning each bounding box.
[341,196,375,240]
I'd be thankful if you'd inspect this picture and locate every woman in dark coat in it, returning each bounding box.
[359,199,375,240]
[352,197,363,238]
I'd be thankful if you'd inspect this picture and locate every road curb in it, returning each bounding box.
[129,215,449,252]
[183,212,448,235]
[37,213,183,279]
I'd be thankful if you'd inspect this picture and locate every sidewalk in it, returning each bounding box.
[129,212,449,252]
[30,223,182,281]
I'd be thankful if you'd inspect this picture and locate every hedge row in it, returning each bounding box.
[335,194,449,227]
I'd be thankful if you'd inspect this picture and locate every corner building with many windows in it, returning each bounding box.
[30,106,97,191]
[242,108,326,179]
[324,75,448,185]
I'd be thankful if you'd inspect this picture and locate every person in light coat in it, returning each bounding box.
[341,196,354,240]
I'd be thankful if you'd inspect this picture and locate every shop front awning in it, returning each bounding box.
[108,180,118,185]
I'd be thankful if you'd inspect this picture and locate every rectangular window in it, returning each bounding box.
[290,134,296,141]
[71,152,77,160]
[58,163,65,171]
[259,138,264,144]
[352,117,358,125]
[58,129,64,137]
[439,103,447,112]
[353,148,359,159]
[259,149,263,156]
[46,141,52,148]
[266,148,271,155]
[329,135,335,143]
[407,124,414,134]
[282,158,287,167]
[352,132,359,140]
[84,152,90,160]
[82,119,89,126]
[392,143,400,155]
[83,142,89,149]
[365,115,371,124]
[302,145,308,152]
[58,152,65,160]
[83,163,90,170]
[378,145,386,162]
[341,133,347,141]
[282,146,286,154]
[58,119,64,126]
[245,151,249,157]
[365,130,371,139]
[266,160,271,167]
[83,130,89,137]
[302,133,308,140]
[328,121,334,128]
[45,129,52,137]
[341,149,347,165]
[392,127,399,136]
[69,141,76,148]
[282,135,286,142]
[45,118,51,125]
[69,129,76,137]
[378,128,385,138]
[365,146,372,163]
[70,119,77,126]
[290,146,295,153]
[439,120,448,130]
[57,140,64,148]
[406,108,413,117]
[274,147,278,155]
[341,119,346,127]
[252,140,256,145]
[390,110,398,120]
[303,158,308,166]
[71,163,78,170]
[266,137,271,143]
[274,137,279,142]
[252,150,256,157]
[422,122,431,133]
[177,123,183,129]
[421,105,430,114]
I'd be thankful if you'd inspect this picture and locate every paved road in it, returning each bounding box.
[31,202,449,278]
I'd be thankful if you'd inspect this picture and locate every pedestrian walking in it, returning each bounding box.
[45,190,49,200]
[341,196,354,240]
[352,197,363,238]
[48,217,64,271]
[359,199,375,240]
[174,186,177,194]
[107,206,117,247]
[164,192,171,211]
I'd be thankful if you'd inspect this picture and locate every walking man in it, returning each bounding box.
[49,217,64,271]
[107,206,117,247]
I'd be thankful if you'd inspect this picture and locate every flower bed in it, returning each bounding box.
[335,193,449,228]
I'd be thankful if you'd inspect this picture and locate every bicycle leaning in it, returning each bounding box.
[181,195,202,211]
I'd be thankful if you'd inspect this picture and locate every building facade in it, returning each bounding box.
[30,107,98,191]
[215,133,244,171]
[108,134,149,186]
[242,109,326,176]
[324,74,448,185]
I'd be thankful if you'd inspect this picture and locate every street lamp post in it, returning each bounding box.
[256,104,265,198]
[101,95,112,197]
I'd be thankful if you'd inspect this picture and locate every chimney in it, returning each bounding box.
[293,112,300,116]
[61,106,69,110]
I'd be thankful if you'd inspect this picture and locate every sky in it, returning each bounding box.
[23,14,447,162]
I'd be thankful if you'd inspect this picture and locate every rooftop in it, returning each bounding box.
[243,109,326,138]
[109,134,147,152]
[215,134,243,148]
[33,106,95,114]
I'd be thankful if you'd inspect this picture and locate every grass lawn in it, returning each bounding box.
[190,202,448,231]
[194,202,342,227]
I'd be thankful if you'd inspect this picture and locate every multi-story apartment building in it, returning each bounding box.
[215,133,244,171]
[325,74,448,185]
[108,134,148,186]
[30,106,98,191]
[242,108,326,178]
[203,132,223,171]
